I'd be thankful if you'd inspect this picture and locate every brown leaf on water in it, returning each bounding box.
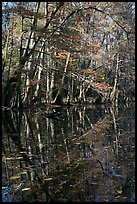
[92,117,111,135]
[75,116,111,144]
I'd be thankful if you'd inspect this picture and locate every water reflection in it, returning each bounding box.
[2,104,135,202]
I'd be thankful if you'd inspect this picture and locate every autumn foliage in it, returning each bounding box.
[2,2,135,108]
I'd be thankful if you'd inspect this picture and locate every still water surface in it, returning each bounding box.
[2,104,135,202]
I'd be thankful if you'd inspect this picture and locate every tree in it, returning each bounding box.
[2,2,135,108]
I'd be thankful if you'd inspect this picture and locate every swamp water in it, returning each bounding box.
[2,104,135,202]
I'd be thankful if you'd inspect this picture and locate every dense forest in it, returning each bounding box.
[2,2,135,109]
[2,2,135,202]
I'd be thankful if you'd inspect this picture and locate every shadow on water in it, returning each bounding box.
[2,103,135,202]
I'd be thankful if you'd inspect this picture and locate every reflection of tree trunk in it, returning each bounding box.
[109,106,119,156]
[3,76,18,107]
[2,109,54,201]
[2,110,22,145]
[109,107,117,133]
[61,128,70,164]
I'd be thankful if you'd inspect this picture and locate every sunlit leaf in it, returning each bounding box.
[116,190,122,194]
[22,188,31,191]
[44,177,53,181]
[9,176,20,179]
[19,171,28,175]
[5,157,23,160]
[2,186,8,189]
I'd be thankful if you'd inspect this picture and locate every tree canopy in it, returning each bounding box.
[2,2,135,108]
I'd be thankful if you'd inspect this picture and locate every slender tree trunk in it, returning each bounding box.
[52,52,70,104]
[49,69,55,103]
[18,3,41,107]
[66,72,73,103]
[110,54,119,104]
[46,47,50,103]
[61,52,70,85]
[34,42,45,102]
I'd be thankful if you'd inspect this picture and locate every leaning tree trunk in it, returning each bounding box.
[34,41,46,103]
[110,54,119,106]
[52,52,70,105]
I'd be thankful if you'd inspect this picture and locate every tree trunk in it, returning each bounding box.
[110,54,119,104]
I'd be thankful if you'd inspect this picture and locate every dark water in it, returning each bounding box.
[2,103,135,202]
